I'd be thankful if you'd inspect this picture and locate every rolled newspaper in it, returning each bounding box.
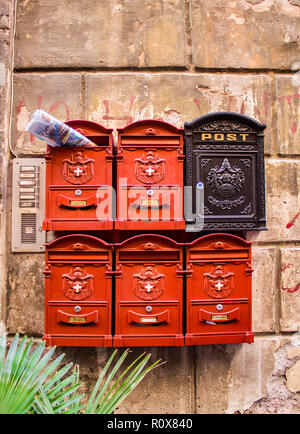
[25,109,93,147]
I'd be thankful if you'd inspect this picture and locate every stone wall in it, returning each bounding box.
[0,0,14,336]
[3,0,300,413]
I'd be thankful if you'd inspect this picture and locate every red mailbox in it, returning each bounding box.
[114,234,184,347]
[43,120,114,231]
[185,233,253,345]
[115,120,185,230]
[43,234,113,347]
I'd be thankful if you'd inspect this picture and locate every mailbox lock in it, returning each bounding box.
[216,304,223,311]
[147,189,154,196]
[74,306,81,313]
[75,189,82,196]
[145,305,153,313]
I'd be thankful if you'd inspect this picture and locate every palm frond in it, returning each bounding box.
[0,334,165,414]
[0,333,72,414]
[84,348,166,414]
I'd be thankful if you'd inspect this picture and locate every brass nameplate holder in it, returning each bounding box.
[211,314,228,321]
[69,200,87,207]
[141,199,159,207]
[68,316,86,323]
[140,317,157,323]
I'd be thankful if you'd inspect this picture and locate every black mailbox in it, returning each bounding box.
[184,112,267,231]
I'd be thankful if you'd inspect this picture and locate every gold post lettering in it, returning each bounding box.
[214,134,224,141]
[239,134,249,141]
[227,134,237,141]
[201,133,212,141]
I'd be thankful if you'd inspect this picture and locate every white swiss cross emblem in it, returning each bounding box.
[73,282,83,293]
[134,151,166,184]
[203,265,235,299]
[133,265,165,300]
[145,166,155,176]
[63,151,94,185]
[214,281,224,292]
[144,282,154,292]
[74,167,83,177]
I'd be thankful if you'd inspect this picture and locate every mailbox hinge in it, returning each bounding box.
[177,149,185,161]
[246,262,254,275]
[105,148,114,161]
[105,264,114,278]
[116,149,124,160]
[105,264,123,277]
[176,263,193,277]
[43,264,52,277]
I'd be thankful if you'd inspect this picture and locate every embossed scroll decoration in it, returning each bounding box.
[134,151,166,184]
[184,111,267,231]
[132,265,165,301]
[203,265,235,299]
[207,158,245,197]
[63,151,94,185]
[62,266,94,300]
[199,120,255,132]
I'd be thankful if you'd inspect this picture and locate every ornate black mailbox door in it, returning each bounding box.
[184,112,267,231]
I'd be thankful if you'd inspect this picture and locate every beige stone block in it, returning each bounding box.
[287,346,300,359]
[6,253,44,335]
[114,347,193,414]
[280,248,300,332]
[275,76,300,156]
[195,337,278,414]
[247,160,300,243]
[12,73,82,154]
[0,322,5,336]
[236,335,300,414]
[86,73,272,152]
[286,360,300,393]
[61,346,113,407]
[251,246,277,333]
[15,0,186,69]
[191,0,300,69]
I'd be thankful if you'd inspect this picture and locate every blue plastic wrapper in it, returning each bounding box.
[25,109,93,147]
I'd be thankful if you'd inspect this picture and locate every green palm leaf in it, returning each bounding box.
[0,334,165,414]
[84,349,166,414]
[0,333,76,414]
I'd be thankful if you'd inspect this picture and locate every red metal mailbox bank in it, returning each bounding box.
[43,234,113,347]
[43,120,114,231]
[185,233,253,345]
[114,234,184,347]
[115,120,185,230]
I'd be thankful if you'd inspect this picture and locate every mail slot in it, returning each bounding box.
[184,112,266,231]
[185,233,253,345]
[115,120,185,230]
[114,234,184,347]
[43,120,114,231]
[43,234,113,347]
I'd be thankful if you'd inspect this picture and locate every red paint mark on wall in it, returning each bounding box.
[286,209,300,229]
[281,263,300,293]
[278,93,300,104]
[277,93,300,134]
[240,97,246,115]
[281,263,293,272]
[102,97,136,125]
[291,121,297,134]
[49,101,71,121]
[17,96,71,146]
[16,99,26,114]
[282,283,300,293]
[194,90,271,126]
[194,98,201,111]
[29,96,43,144]
[263,90,270,119]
